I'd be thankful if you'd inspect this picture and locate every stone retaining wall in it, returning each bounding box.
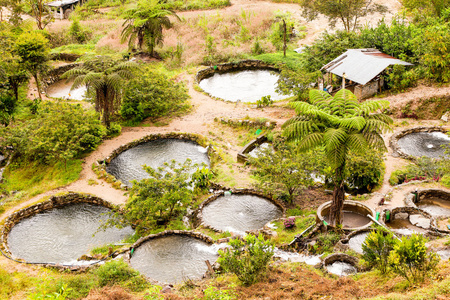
[1,192,118,262]
[43,63,80,90]
[322,253,359,270]
[195,60,279,82]
[49,53,81,62]
[131,230,214,250]
[389,126,447,160]
[237,134,268,163]
[316,200,375,231]
[216,117,277,130]
[196,189,286,233]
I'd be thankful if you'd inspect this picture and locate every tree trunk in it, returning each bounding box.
[328,165,346,226]
[33,73,42,100]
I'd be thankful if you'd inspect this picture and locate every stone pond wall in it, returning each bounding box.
[316,200,375,231]
[131,230,214,250]
[389,126,448,160]
[237,134,268,163]
[195,188,286,233]
[42,63,80,90]
[195,60,279,83]
[322,253,360,271]
[0,192,118,265]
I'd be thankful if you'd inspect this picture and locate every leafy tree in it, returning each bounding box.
[120,67,190,123]
[118,160,195,233]
[0,92,17,127]
[249,139,321,204]
[389,234,439,283]
[283,89,392,225]
[362,229,398,274]
[121,0,180,56]
[402,0,450,17]
[0,102,107,167]
[300,0,388,31]
[0,0,22,25]
[218,234,274,286]
[25,0,54,30]
[62,56,138,128]
[14,31,49,100]
[344,149,384,192]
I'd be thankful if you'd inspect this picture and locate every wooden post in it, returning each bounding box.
[205,260,215,276]
[282,19,287,57]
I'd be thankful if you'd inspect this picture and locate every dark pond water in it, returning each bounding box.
[418,197,450,218]
[348,232,370,254]
[201,194,282,234]
[7,203,134,264]
[129,235,219,284]
[106,139,210,186]
[385,219,428,235]
[326,261,357,276]
[47,79,87,100]
[198,70,289,102]
[397,132,450,158]
[324,211,372,229]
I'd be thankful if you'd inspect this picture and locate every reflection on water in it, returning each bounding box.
[397,132,450,159]
[47,79,87,100]
[7,203,134,264]
[199,70,289,102]
[201,194,283,234]
[418,198,450,217]
[386,219,427,235]
[348,232,370,254]
[326,261,357,276]
[324,211,371,229]
[106,139,210,186]
[130,235,219,283]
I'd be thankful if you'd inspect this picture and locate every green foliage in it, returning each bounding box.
[344,150,384,193]
[249,138,321,203]
[0,91,17,126]
[115,159,195,233]
[441,174,450,188]
[218,234,274,286]
[310,231,341,254]
[389,234,439,283]
[121,67,190,124]
[269,12,296,51]
[388,157,444,185]
[200,285,237,300]
[106,122,122,137]
[94,259,149,292]
[0,102,106,165]
[251,38,264,55]
[68,18,91,43]
[386,64,418,91]
[191,165,214,191]
[362,229,398,274]
[162,0,231,11]
[402,0,450,17]
[256,95,273,108]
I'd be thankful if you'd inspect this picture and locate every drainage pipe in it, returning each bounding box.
[288,223,315,246]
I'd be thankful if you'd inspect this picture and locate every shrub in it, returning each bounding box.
[256,95,273,108]
[218,234,274,286]
[362,229,398,274]
[191,165,214,191]
[344,150,384,193]
[310,231,341,254]
[389,234,439,283]
[121,67,190,124]
[202,285,237,300]
[284,217,296,229]
[94,259,148,292]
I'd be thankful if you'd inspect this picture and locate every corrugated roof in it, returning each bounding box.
[47,0,81,7]
[321,49,413,86]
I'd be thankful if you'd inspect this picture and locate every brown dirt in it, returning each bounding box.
[83,286,138,300]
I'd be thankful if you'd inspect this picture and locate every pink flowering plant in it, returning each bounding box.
[284,217,296,229]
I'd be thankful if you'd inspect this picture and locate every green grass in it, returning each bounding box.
[270,215,316,244]
[51,43,96,55]
[253,51,304,71]
[0,159,82,211]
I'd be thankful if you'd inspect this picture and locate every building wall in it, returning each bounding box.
[354,77,384,100]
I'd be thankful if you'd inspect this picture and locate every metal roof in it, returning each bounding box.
[321,49,413,86]
[47,0,81,7]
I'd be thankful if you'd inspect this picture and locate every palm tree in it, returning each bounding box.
[62,56,137,128]
[121,0,180,57]
[283,89,392,226]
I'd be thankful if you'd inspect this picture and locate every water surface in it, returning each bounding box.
[326,261,357,276]
[324,211,371,229]
[348,232,370,254]
[47,79,87,100]
[7,203,134,264]
[418,198,450,217]
[106,139,210,186]
[129,235,218,283]
[201,194,283,234]
[199,70,288,102]
[397,132,450,158]
[386,219,428,235]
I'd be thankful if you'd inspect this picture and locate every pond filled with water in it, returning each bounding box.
[397,132,450,158]
[7,203,133,264]
[47,79,87,100]
[199,70,289,102]
[247,142,273,159]
[418,197,450,218]
[385,219,428,235]
[129,235,219,283]
[326,261,357,276]
[201,194,283,234]
[348,232,370,254]
[324,211,372,229]
[106,139,210,186]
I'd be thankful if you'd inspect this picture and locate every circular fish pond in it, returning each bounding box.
[7,203,134,264]
[47,79,87,100]
[347,232,370,254]
[106,138,210,186]
[317,200,374,230]
[415,189,450,218]
[397,131,450,159]
[129,235,218,284]
[198,69,288,102]
[383,208,432,236]
[200,193,283,234]
[324,254,358,276]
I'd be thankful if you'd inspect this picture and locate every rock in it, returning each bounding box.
[395,212,409,220]
[441,111,450,122]
[161,285,173,294]
[409,214,431,229]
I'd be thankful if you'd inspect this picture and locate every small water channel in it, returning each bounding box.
[397,132,450,158]
[198,70,288,102]
[201,194,283,234]
[47,79,87,100]
[129,235,218,284]
[106,139,210,186]
[247,142,272,158]
[7,203,133,264]
[418,198,450,218]
[347,232,370,254]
